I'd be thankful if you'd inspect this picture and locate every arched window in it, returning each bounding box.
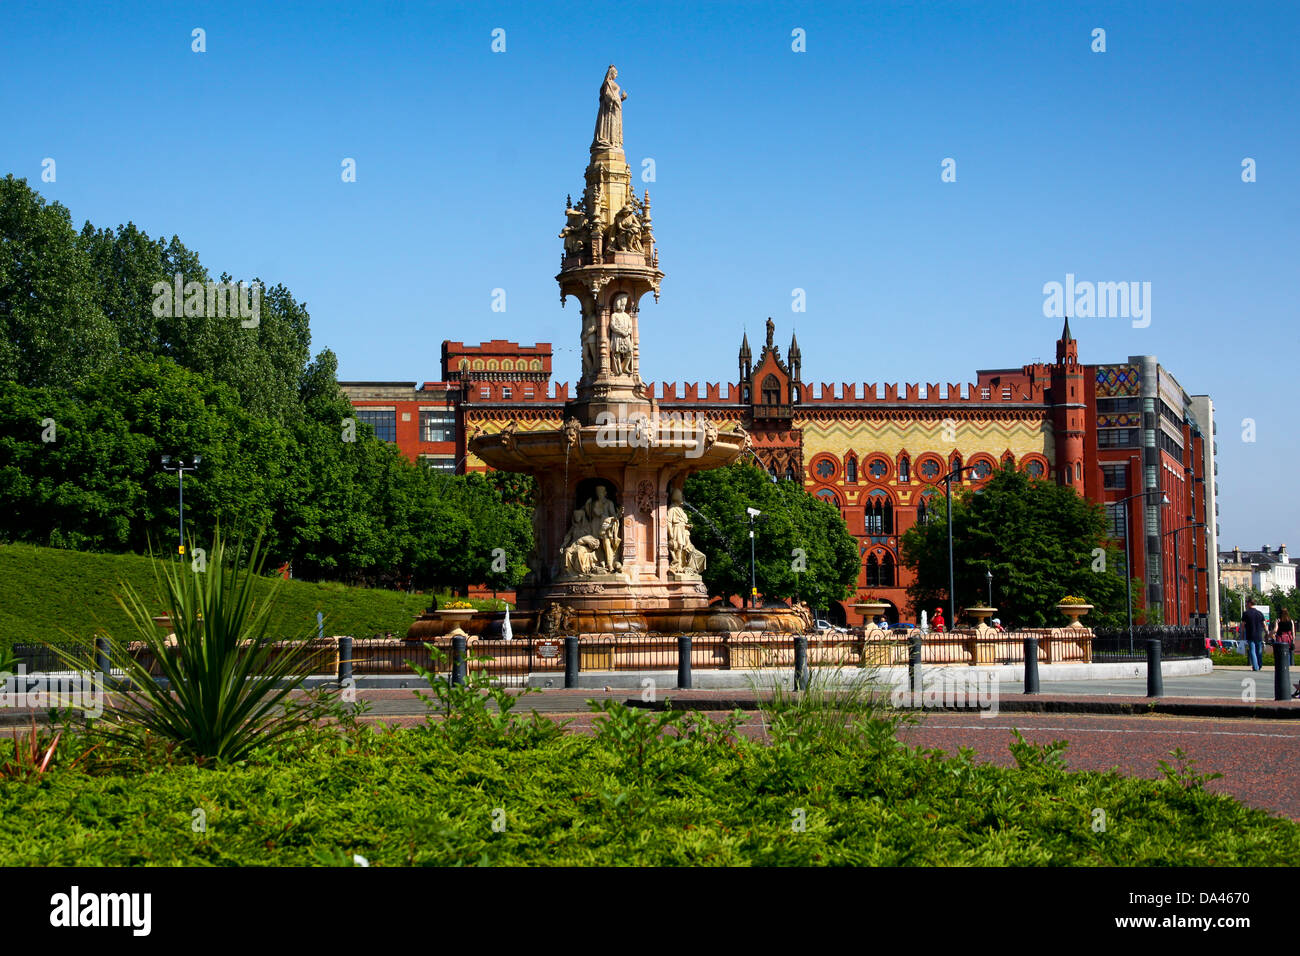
[868,458,889,480]
[816,488,840,512]
[845,456,857,483]
[865,552,896,588]
[785,464,797,481]
[814,457,836,480]
[899,455,910,483]
[971,458,993,480]
[1026,460,1045,479]
[951,454,963,478]
[917,492,937,525]
[865,554,881,587]
[769,462,779,480]
[864,492,893,535]
[761,374,781,406]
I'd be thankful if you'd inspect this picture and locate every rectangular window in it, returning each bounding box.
[980,387,990,400]
[1145,464,1158,489]
[1145,504,1160,535]
[1105,503,1127,538]
[419,409,456,443]
[1097,429,1137,448]
[502,387,512,400]
[1101,464,1127,489]
[480,387,490,400]
[1096,397,1140,414]
[1001,387,1012,401]
[421,456,457,473]
[1144,428,1156,447]
[524,389,535,399]
[355,409,396,443]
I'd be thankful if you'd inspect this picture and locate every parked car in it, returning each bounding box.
[814,619,849,634]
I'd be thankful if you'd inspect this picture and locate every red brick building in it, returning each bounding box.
[342,320,1219,628]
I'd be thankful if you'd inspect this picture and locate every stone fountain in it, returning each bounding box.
[409,66,808,638]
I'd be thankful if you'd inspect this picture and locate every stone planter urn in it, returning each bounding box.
[1056,603,1094,628]
[965,606,997,628]
[852,602,891,626]
[435,608,476,632]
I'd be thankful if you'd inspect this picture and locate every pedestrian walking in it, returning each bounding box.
[1242,598,1267,671]
[1276,609,1294,664]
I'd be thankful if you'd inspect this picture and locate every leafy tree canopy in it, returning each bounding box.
[683,463,859,612]
[900,464,1132,628]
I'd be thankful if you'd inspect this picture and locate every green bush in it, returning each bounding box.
[1,696,1296,865]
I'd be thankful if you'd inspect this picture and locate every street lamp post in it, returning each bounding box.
[161,455,201,556]
[986,568,993,608]
[1114,487,1171,651]
[942,464,981,630]
[746,507,761,609]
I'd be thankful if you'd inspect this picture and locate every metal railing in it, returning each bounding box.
[1091,625,1209,662]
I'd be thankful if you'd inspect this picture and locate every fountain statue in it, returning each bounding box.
[409,67,808,637]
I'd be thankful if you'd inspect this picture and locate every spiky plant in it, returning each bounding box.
[68,532,333,762]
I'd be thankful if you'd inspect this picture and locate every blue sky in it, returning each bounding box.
[2,0,1296,551]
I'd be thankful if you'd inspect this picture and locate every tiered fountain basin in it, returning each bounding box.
[405,415,811,639]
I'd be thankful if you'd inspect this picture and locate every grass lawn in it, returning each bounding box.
[0,542,505,650]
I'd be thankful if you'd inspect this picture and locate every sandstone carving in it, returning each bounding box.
[609,292,634,376]
[592,65,627,150]
[667,488,707,575]
[558,484,624,576]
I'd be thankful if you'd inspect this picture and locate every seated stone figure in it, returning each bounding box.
[560,508,601,576]
[666,488,706,575]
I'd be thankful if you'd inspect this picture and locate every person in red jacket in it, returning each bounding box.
[932,607,946,633]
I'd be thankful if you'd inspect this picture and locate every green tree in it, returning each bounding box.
[0,175,117,388]
[683,463,859,611]
[900,464,1130,628]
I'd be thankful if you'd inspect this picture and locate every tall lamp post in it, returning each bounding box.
[746,507,761,609]
[161,455,201,556]
[1114,487,1170,651]
[1163,522,1205,627]
[986,568,993,608]
[942,464,981,630]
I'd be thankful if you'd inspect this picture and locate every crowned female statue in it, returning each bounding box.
[592,65,627,150]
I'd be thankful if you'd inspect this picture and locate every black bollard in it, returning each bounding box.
[677,634,692,690]
[451,634,467,687]
[564,635,580,689]
[1274,641,1292,702]
[793,635,809,691]
[94,636,109,678]
[909,631,923,695]
[1146,638,1163,698]
[94,636,110,694]
[1023,635,1040,694]
[337,635,353,686]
